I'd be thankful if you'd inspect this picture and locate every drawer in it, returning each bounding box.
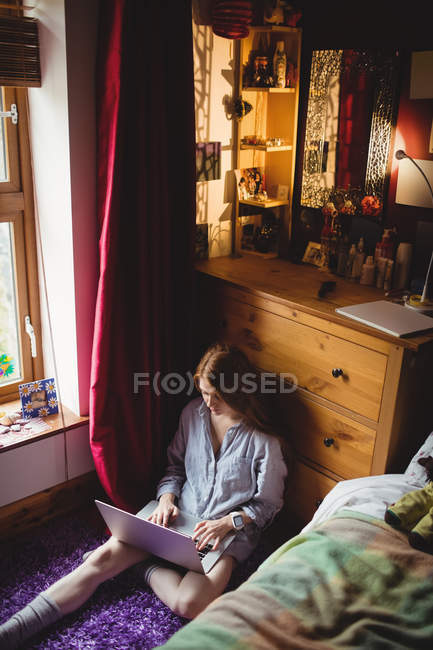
[287,396,376,479]
[290,460,337,524]
[214,294,387,420]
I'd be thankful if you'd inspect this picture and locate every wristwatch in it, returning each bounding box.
[231,511,244,531]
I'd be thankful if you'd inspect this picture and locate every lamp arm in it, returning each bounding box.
[421,250,433,303]
[396,150,433,303]
[405,155,433,303]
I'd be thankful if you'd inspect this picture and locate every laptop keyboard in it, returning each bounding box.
[197,543,214,560]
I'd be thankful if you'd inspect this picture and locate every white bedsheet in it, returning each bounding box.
[301,473,423,534]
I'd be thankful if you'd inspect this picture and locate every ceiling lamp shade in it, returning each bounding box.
[0,14,41,87]
[212,0,253,39]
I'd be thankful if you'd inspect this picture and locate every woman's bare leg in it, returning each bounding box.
[0,537,150,648]
[46,537,149,614]
[148,555,235,619]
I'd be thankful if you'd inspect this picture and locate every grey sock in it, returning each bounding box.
[143,561,162,586]
[0,592,61,649]
[82,549,95,562]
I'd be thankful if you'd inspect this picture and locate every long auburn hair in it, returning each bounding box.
[194,342,278,437]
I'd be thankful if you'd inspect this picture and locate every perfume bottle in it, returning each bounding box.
[336,235,350,276]
[351,237,365,281]
[345,244,357,280]
[273,41,286,88]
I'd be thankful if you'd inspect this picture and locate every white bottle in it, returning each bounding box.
[273,41,286,88]
[393,242,412,290]
[360,255,375,285]
[376,257,387,288]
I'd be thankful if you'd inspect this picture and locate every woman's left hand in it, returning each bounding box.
[192,516,233,551]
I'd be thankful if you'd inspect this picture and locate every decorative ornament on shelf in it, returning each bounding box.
[319,186,380,274]
[234,97,253,120]
[211,0,253,39]
[361,194,383,218]
[264,0,302,26]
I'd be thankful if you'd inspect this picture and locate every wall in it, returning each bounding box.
[26,0,98,416]
[193,22,236,258]
[386,53,433,243]
[0,423,94,507]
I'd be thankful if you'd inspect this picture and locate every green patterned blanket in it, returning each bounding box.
[163,511,433,649]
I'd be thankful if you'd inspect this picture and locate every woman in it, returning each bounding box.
[0,343,288,648]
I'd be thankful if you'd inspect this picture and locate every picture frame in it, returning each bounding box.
[234,167,267,201]
[277,184,289,201]
[302,240,323,266]
[19,377,59,418]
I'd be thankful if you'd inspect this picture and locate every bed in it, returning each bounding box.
[162,433,433,649]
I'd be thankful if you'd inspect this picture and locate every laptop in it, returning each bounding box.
[335,300,433,338]
[95,499,236,574]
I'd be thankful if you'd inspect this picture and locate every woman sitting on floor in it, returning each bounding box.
[0,342,288,649]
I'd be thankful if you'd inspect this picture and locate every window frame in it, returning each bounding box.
[0,86,42,402]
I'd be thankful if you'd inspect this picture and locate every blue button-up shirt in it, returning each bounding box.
[156,397,287,562]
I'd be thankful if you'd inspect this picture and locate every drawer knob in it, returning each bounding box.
[331,367,343,378]
[315,498,323,508]
[323,437,335,447]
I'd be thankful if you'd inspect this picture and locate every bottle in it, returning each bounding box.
[336,235,350,276]
[360,255,375,285]
[374,234,383,262]
[273,41,286,88]
[320,215,331,269]
[381,229,393,259]
[393,242,413,290]
[376,257,387,288]
[351,237,365,281]
[345,244,357,279]
[384,259,394,292]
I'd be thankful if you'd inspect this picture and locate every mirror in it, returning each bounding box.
[300,49,400,221]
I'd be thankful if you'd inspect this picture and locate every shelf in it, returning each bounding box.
[240,199,289,208]
[243,87,296,93]
[240,144,293,152]
[248,26,300,33]
[240,249,278,259]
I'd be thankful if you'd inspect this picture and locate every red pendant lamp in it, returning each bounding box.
[212,0,253,39]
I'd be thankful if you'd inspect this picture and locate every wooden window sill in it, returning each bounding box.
[0,399,89,453]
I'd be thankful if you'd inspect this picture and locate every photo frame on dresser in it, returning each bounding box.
[302,241,323,266]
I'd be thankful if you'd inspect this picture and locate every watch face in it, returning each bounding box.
[233,514,243,529]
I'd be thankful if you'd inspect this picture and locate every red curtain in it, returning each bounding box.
[90,0,196,512]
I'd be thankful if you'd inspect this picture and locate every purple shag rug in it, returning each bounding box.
[0,510,276,649]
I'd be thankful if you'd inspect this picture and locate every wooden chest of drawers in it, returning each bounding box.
[195,256,433,525]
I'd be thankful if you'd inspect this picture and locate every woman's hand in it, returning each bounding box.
[147,493,179,527]
[192,515,233,551]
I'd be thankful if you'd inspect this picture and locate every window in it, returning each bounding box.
[0,86,41,402]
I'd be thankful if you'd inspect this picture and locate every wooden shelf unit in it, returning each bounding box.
[233,25,302,259]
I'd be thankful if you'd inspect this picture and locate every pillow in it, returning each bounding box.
[404,431,433,488]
